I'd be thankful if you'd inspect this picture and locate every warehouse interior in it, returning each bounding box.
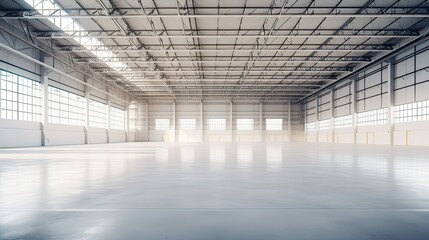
[1,0,429,239]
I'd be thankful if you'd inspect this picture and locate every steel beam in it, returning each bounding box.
[133,93,304,96]
[37,33,419,40]
[56,43,394,49]
[128,88,320,91]
[125,84,321,87]
[58,48,392,53]
[114,78,334,82]
[0,42,130,103]
[75,59,370,64]
[34,29,417,35]
[4,13,429,19]
[95,68,351,73]
[2,6,426,12]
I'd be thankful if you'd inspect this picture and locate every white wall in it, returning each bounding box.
[0,119,41,148]
[0,18,130,148]
[394,121,429,146]
[136,100,303,143]
[304,39,429,147]
[109,129,126,143]
[88,128,108,144]
[44,124,85,146]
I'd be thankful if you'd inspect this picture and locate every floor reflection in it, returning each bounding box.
[210,144,225,170]
[181,146,195,169]
[0,143,429,239]
[156,148,169,167]
[266,144,282,168]
[237,145,253,169]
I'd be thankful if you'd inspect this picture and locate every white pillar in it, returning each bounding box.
[304,102,307,142]
[84,86,90,144]
[259,102,263,142]
[145,101,149,142]
[386,61,395,145]
[230,101,233,142]
[172,101,176,142]
[330,89,335,143]
[107,96,111,143]
[200,101,204,142]
[40,63,49,146]
[125,102,130,142]
[351,79,357,144]
[316,96,320,143]
[288,102,291,141]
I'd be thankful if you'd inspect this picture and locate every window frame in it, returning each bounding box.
[208,118,227,130]
[236,118,254,130]
[155,118,170,130]
[266,118,283,130]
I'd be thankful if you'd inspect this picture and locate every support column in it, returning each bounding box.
[230,101,233,142]
[330,89,335,143]
[125,102,130,142]
[40,61,49,146]
[145,101,149,142]
[316,96,320,143]
[107,96,111,143]
[351,79,357,144]
[386,61,395,145]
[259,102,263,142]
[172,101,176,142]
[288,102,291,142]
[84,86,90,144]
[304,102,307,142]
[200,101,204,142]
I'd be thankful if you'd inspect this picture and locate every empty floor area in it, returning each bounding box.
[1,142,429,239]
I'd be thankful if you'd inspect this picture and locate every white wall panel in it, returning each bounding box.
[87,128,107,144]
[44,124,85,146]
[0,119,41,147]
[109,130,126,143]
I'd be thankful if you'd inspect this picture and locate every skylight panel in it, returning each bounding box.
[24,0,130,75]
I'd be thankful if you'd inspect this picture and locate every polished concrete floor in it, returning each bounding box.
[1,142,429,239]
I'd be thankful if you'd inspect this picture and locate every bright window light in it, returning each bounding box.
[23,0,131,78]
[266,119,283,130]
[155,119,170,130]
[0,69,42,122]
[48,86,85,126]
[305,122,316,132]
[357,108,387,126]
[318,119,331,130]
[110,106,125,130]
[180,119,196,130]
[394,100,429,123]
[237,119,254,130]
[89,99,107,128]
[208,119,226,130]
[334,115,353,129]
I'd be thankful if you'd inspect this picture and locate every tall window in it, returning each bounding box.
[266,119,283,130]
[208,119,226,130]
[334,115,353,129]
[394,100,429,123]
[89,99,107,128]
[48,86,85,126]
[155,119,170,130]
[180,119,196,130]
[237,119,254,130]
[318,119,331,130]
[305,122,316,132]
[357,108,387,126]
[110,106,125,130]
[0,69,42,121]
